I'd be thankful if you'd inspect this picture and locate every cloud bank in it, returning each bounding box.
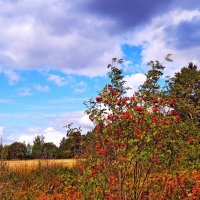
[0,0,199,79]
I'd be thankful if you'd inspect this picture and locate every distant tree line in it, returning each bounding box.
[0,124,92,160]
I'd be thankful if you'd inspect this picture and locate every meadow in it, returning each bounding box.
[0,159,81,200]
[0,159,199,200]
[2,159,77,172]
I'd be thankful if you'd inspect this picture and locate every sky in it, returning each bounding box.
[0,0,200,146]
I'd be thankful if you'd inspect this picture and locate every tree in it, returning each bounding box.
[169,63,200,169]
[32,135,44,159]
[42,142,58,159]
[26,143,32,159]
[81,131,94,156]
[58,137,69,158]
[139,60,165,98]
[0,144,3,159]
[2,142,27,160]
[80,58,183,199]
[59,124,82,158]
[1,145,9,159]
[169,62,200,126]
[66,124,82,158]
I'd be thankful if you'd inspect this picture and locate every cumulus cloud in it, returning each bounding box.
[18,134,35,145]
[0,0,122,77]
[43,127,66,146]
[47,74,68,86]
[35,84,50,92]
[0,0,199,79]
[165,16,200,49]
[15,111,94,146]
[18,119,93,146]
[73,81,87,93]
[2,70,20,84]
[126,9,200,76]
[18,126,65,146]
[47,111,94,134]
[79,114,94,130]
[84,0,200,33]
[84,0,173,31]
[124,73,146,96]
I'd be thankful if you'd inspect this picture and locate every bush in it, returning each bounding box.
[78,58,199,199]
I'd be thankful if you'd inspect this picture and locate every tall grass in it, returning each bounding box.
[0,159,79,200]
[1,159,199,199]
[3,159,77,172]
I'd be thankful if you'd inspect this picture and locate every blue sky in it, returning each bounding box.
[0,0,200,146]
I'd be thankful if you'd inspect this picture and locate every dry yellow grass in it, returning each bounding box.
[1,159,77,172]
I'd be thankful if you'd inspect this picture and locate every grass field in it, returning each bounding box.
[1,159,77,172]
[0,159,199,199]
[0,159,80,199]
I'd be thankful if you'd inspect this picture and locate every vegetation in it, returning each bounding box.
[0,126,87,160]
[169,62,200,127]
[0,57,199,199]
[78,58,199,199]
[0,160,80,200]
[2,159,77,172]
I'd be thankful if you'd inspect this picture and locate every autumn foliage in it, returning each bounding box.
[78,58,199,199]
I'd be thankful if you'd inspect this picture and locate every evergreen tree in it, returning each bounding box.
[169,63,200,126]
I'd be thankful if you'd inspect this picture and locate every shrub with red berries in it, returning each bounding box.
[79,58,198,199]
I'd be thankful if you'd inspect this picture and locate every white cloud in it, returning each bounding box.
[42,127,66,146]
[126,9,200,76]
[0,0,122,77]
[47,74,68,86]
[74,88,85,93]
[18,126,66,146]
[73,81,87,93]
[79,114,94,129]
[45,111,94,135]
[17,111,94,146]
[2,70,20,84]
[0,1,199,79]
[124,73,146,96]
[18,134,34,144]
[35,84,50,92]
